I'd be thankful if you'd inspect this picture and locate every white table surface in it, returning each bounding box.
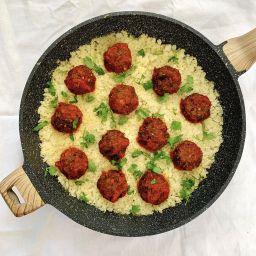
[0,0,256,255]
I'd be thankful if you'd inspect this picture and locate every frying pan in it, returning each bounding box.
[0,12,255,237]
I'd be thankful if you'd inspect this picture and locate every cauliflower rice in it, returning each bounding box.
[37,31,223,215]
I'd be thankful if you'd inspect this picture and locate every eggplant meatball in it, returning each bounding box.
[170,140,203,170]
[103,43,132,73]
[64,65,96,95]
[109,84,139,115]
[152,66,181,96]
[137,117,169,152]
[55,147,88,179]
[97,170,128,203]
[138,171,170,205]
[180,93,211,123]
[51,102,82,133]
[99,130,129,161]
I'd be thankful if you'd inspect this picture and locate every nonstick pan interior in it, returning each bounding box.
[19,12,245,236]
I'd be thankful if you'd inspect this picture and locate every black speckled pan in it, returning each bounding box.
[2,11,255,237]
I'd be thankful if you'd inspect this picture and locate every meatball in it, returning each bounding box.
[99,130,129,161]
[55,147,88,179]
[109,84,139,115]
[51,102,83,133]
[64,65,96,95]
[103,43,132,73]
[138,171,170,205]
[97,170,128,203]
[180,93,211,123]
[152,66,181,96]
[137,117,169,152]
[170,140,203,170]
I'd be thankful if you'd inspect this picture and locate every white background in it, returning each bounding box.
[0,0,256,255]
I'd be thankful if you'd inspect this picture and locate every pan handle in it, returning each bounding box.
[223,28,256,73]
[0,167,44,217]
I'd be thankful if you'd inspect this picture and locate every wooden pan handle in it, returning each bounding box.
[0,167,44,217]
[223,28,256,72]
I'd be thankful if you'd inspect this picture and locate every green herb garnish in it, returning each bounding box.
[127,185,135,195]
[84,56,105,75]
[85,94,95,102]
[32,120,48,132]
[135,107,150,120]
[80,130,95,148]
[131,149,150,159]
[177,75,194,95]
[69,134,74,141]
[72,117,79,129]
[172,108,178,115]
[113,65,136,83]
[75,180,85,186]
[127,164,143,178]
[180,178,195,203]
[146,161,162,174]
[111,158,127,169]
[143,80,153,90]
[110,111,117,128]
[94,102,109,122]
[171,121,182,131]
[130,205,140,214]
[151,178,157,184]
[47,81,56,96]
[61,91,68,98]
[137,49,145,57]
[152,112,165,119]
[50,97,58,108]
[203,131,216,140]
[153,150,171,164]
[168,55,179,64]
[88,160,96,172]
[69,95,78,103]
[168,135,183,149]
[79,192,89,203]
[118,116,128,125]
[45,166,58,176]
[157,93,169,103]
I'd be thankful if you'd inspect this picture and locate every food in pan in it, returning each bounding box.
[36,31,223,215]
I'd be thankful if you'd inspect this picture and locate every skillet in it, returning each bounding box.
[1,11,255,237]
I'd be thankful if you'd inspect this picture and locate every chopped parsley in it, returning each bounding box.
[180,178,195,203]
[203,131,216,140]
[79,192,89,203]
[168,135,183,149]
[61,91,68,98]
[171,121,182,131]
[151,178,157,184]
[130,205,140,214]
[113,65,136,83]
[137,49,145,57]
[127,185,135,195]
[110,111,117,128]
[172,108,178,115]
[69,134,74,141]
[32,120,48,132]
[45,166,58,176]
[83,56,105,75]
[153,150,171,164]
[127,164,143,178]
[94,102,109,122]
[135,107,150,120]
[131,149,150,159]
[146,161,162,174]
[69,95,78,103]
[85,94,95,102]
[72,117,79,129]
[111,158,127,169]
[80,130,95,148]
[177,75,194,96]
[168,55,179,64]
[143,80,153,90]
[47,81,56,96]
[75,180,85,186]
[50,97,58,108]
[151,112,165,119]
[157,93,169,103]
[118,116,128,125]
[88,160,96,172]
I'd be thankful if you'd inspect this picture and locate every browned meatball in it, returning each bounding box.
[137,117,169,152]
[51,102,83,133]
[55,147,88,179]
[103,43,132,73]
[109,84,139,115]
[180,93,211,123]
[64,65,96,95]
[170,140,203,170]
[99,130,129,161]
[152,66,181,96]
[97,170,128,203]
[138,171,170,205]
